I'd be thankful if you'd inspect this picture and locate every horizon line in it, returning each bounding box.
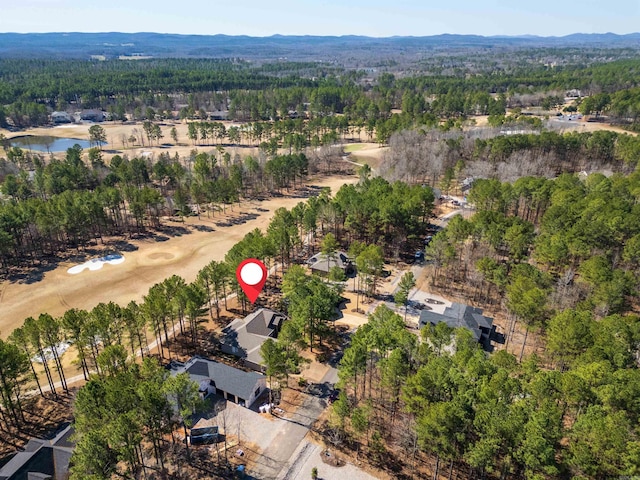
[1,31,639,39]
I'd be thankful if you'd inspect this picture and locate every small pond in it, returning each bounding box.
[10,135,106,152]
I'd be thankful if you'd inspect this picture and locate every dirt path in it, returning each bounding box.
[0,174,357,338]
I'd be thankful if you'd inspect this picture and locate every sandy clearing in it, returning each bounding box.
[343,142,379,153]
[348,144,387,170]
[561,119,638,136]
[0,174,357,339]
[1,120,263,163]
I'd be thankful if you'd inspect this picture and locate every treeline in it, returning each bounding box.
[426,172,640,349]
[0,174,435,427]
[331,303,640,479]
[381,128,640,186]
[0,58,318,108]
[3,56,640,130]
[0,144,314,272]
[321,170,640,478]
[580,86,640,128]
[395,58,640,96]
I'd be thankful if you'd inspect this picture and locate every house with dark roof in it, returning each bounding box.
[208,110,229,121]
[419,303,494,350]
[79,110,106,122]
[220,308,286,371]
[0,424,74,480]
[169,356,266,408]
[306,251,354,276]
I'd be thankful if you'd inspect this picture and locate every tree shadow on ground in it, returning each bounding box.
[6,262,58,285]
[192,224,214,232]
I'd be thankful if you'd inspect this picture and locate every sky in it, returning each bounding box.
[1,0,638,37]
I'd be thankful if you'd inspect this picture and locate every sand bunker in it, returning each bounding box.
[148,252,175,260]
[32,342,71,363]
[67,254,125,275]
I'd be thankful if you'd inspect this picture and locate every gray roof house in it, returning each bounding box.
[220,308,286,371]
[419,303,494,349]
[208,110,229,121]
[50,111,73,124]
[0,424,74,480]
[169,356,266,408]
[306,251,354,276]
[79,110,106,122]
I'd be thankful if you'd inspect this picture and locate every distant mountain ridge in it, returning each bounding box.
[0,32,638,60]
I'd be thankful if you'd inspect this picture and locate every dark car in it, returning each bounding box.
[328,389,340,404]
[190,426,219,445]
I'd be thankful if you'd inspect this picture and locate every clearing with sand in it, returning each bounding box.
[0,174,357,339]
[1,121,261,161]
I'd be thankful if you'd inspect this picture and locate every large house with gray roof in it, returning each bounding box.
[0,424,73,480]
[51,111,73,124]
[169,356,266,408]
[306,251,354,276]
[419,303,494,350]
[220,308,286,371]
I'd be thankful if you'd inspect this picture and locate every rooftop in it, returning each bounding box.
[169,356,265,402]
[0,424,74,480]
[306,251,351,273]
[419,302,494,343]
[220,308,286,368]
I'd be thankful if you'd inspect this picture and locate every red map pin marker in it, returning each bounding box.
[236,258,268,303]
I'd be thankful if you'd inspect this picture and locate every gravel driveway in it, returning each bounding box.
[279,442,381,480]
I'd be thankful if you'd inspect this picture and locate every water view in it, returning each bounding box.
[10,135,105,152]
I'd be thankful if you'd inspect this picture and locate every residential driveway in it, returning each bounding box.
[217,402,279,456]
[235,365,338,479]
[217,400,309,480]
[278,441,381,480]
[252,415,309,479]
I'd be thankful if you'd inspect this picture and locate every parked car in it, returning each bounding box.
[189,426,219,445]
[328,389,340,404]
